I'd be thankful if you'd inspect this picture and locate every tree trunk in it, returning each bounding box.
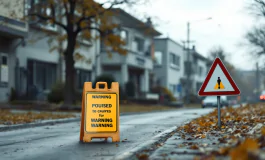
[63,52,75,107]
[63,32,76,108]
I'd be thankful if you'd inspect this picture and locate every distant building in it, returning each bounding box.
[153,38,185,99]
[98,9,161,97]
[182,46,209,97]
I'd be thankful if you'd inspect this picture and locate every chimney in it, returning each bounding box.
[146,17,152,27]
[192,45,196,51]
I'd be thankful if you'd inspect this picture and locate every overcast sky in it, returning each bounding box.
[122,0,265,71]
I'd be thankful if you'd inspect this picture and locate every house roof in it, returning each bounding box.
[110,8,162,36]
[154,37,183,48]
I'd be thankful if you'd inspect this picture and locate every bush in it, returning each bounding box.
[47,82,64,104]
[9,87,17,102]
[151,86,177,102]
[183,94,202,103]
[93,74,116,89]
[119,86,127,100]
[47,82,81,104]
[125,81,135,97]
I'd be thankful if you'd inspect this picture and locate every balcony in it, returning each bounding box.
[0,16,28,38]
[100,50,153,69]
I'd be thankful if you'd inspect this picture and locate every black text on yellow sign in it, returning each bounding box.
[85,93,117,133]
[80,82,120,142]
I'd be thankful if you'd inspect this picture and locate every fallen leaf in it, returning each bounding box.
[190,145,199,150]
[261,127,265,136]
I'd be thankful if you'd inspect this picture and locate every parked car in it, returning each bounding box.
[202,96,228,108]
[260,90,265,102]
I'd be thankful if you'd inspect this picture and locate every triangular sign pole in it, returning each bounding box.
[198,57,240,96]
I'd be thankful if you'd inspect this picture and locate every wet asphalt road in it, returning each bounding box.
[0,108,213,160]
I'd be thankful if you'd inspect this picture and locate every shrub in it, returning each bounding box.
[183,94,201,103]
[119,87,127,101]
[151,86,177,102]
[9,87,17,102]
[47,82,64,104]
[47,82,81,104]
[125,81,135,97]
[93,74,115,89]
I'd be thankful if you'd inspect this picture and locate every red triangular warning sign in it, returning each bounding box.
[198,57,240,96]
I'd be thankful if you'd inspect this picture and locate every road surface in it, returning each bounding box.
[0,108,213,160]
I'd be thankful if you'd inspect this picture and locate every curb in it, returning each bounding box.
[113,126,178,160]
[113,103,248,160]
[0,117,80,132]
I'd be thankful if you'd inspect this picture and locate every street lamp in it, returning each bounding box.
[185,17,212,104]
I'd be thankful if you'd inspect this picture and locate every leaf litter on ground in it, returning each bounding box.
[0,109,76,125]
[175,103,265,160]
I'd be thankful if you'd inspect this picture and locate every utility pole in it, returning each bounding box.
[256,62,260,98]
[186,22,191,103]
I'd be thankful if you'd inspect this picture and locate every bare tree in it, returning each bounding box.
[245,0,265,57]
[208,45,227,62]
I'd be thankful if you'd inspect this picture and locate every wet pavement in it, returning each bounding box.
[0,108,213,160]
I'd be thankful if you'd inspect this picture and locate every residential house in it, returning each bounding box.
[0,0,28,102]
[14,0,98,100]
[182,46,209,97]
[153,38,185,99]
[97,9,161,97]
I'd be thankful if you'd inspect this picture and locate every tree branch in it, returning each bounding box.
[29,13,67,31]
[75,0,125,34]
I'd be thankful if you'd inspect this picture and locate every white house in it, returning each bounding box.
[153,38,185,99]
[97,9,161,97]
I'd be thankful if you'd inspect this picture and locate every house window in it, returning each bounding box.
[26,0,57,30]
[170,53,180,67]
[27,60,57,91]
[120,29,128,44]
[133,37,144,52]
[198,66,203,76]
[169,84,176,94]
[154,51,162,65]
[76,69,91,89]
[0,54,8,86]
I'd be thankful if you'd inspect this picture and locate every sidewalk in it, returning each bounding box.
[135,103,265,160]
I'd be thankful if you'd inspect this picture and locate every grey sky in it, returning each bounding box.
[122,0,265,70]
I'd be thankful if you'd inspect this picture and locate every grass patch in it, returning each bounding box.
[183,103,201,108]
[120,104,178,113]
[0,109,76,125]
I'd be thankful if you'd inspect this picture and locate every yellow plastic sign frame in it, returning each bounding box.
[80,82,120,142]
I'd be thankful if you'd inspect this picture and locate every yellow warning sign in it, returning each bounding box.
[85,93,117,132]
[80,82,120,143]
[214,82,225,89]
[214,77,225,89]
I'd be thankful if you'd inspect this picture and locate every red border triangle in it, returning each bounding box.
[198,57,240,96]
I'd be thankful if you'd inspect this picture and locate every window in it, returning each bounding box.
[198,66,203,76]
[27,60,57,91]
[170,53,180,67]
[25,0,57,31]
[76,69,91,89]
[154,51,162,65]
[133,37,144,52]
[169,84,176,94]
[0,54,8,85]
[120,30,128,44]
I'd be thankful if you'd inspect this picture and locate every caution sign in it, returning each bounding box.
[80,82,120,142]
[214,77,225,89]
[198,57,240,96]
[85,93,117,132]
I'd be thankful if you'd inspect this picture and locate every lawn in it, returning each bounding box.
[0,103,200,125]
[0,109,77,125]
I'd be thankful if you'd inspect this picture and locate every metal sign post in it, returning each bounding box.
[198,58,241,130]
[217,96,221,128]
